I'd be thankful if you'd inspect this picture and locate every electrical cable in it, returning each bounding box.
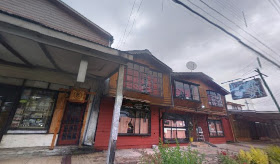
[200,0,280,58]
[172,0,280,69]
[267,0,280,16]
[119,0,144,49]
[116,0,137,49]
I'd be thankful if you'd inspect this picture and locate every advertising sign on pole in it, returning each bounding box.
[229,78,267,100]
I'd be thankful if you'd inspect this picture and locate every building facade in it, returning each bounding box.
[0,0,128,149]
[94,51,235,150]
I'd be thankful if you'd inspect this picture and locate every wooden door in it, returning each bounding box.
[57,102,86,145]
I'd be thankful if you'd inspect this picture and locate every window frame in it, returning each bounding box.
[206,90,224,107]
[118,106,151,136]
[207,119,225,138]
[8,87,58,132]
[124,61,163,97]
[162,113,189,143]
[173,80,201,102]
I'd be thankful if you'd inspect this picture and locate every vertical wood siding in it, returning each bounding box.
[94,97,160,150]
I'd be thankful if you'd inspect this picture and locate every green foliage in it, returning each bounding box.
[141,139,205,164]
[265,145,280,164]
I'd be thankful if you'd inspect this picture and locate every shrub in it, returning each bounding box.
[249,147,268,164]
[141,139,205,164]
[265,145,280,164]
[238,149,252,164]
[237,147,268,164]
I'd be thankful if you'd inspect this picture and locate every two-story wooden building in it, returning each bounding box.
[94,51,234,150]
[95,49,173,150]
[165,72,234,144]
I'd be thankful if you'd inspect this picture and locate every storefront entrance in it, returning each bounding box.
[0,84,21,141]
[57,102,86,145]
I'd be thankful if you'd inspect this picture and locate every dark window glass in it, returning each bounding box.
[118,107,150,135]
[124,63,163,96]
[207,120,224,137]
[174,81,200,101]
[207,91,223,107]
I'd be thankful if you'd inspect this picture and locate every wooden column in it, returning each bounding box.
[106,65,124,164]
[83,80,103,146]
[49,92,68,150]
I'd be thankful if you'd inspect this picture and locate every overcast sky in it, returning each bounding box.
[63,0,280,111]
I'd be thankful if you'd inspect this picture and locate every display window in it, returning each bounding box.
[10,88,57,130]
[118,100,151,136]
[207,120,224,137]
[162,113,189,143]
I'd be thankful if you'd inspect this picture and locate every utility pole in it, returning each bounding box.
[255,68,280,112]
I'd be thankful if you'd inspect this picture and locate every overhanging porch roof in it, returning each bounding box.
[0,12,130,80]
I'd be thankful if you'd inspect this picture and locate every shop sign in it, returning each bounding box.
[69,88,87,103]
[229,78,267,100]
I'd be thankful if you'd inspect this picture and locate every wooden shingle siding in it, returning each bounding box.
[0,0,110,46]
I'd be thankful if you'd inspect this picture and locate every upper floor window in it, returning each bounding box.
[124,62,163,96]
[174,81,200,101]
[207,90,223,107]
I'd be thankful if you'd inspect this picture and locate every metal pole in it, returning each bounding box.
[256,68,280,112]
[106,65,125,164]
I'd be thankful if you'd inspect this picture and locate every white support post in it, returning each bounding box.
[106,65,124,164]
[77,58,88,82]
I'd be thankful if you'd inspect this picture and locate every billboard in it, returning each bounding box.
[229,78,267,100]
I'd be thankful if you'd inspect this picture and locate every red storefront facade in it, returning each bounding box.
[94,51,234,150]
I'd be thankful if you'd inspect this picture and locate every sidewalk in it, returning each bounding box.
[0,142,278,164]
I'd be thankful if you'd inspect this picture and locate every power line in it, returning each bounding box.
[273,0,280,11]
[119,0,144,49]
[116,0,137,49]
[212,0,280,61]
[171,0,280,69]
[189,0,280,63]
[267,0,280,16]
[200,0,280,59]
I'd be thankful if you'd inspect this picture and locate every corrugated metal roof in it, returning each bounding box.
[0,0,113,45]
[125,49,172,72]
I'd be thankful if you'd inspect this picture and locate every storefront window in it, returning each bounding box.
[10,88,57,130]
[208,120,224,137]
[118,102,150,135]
[163,113,189,143]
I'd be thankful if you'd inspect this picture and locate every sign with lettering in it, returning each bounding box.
[229,78,267,100]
